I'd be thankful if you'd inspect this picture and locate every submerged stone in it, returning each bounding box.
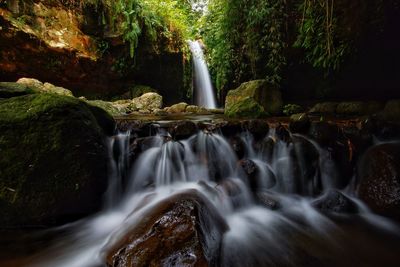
[312,190,358,214]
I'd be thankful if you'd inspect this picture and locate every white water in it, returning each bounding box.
[189,40,217,108]
[29,126,400,267]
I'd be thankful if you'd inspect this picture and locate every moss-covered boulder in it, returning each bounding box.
[382,100,400,122]
[309,102,338,114]
[165,102,189,113]
[225,80,282,117]
[0,94,114,227]
[0,82,35,98]
[336,101,383,115]
[129,92,163,112]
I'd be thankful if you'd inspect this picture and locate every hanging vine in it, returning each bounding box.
[295,0,350,71]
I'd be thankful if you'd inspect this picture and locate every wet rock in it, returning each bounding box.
[0,82,34,98]
[256,137,275,161]
[291,135,321,195]
[106,190,228,267]
[309,102,338,114]
[276,124,291,143]
[219,121,243,137]
[229,136,245,159]
[256,192,280,210]
[242,120,269,140]
[0,94,112,227]
[312,190,358,214]
[165,102,189,113]
[360,115,400,141]
[357,143,400,220]
[308,121,339,147]
[170,120,198,140]
[289,113,311,134]
[283,104,304,116]
[225,80,282,117]
[239,159,276,192]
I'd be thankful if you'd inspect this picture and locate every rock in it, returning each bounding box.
[275,124,291,143]
[229,136,245,159]
[239,159,276,192]
[166,102,189,113]
[289,113,311,134]
[382,99,400,122]
[186,105,210,114]
[129,84,157,98]
[42,82,73,96]
[0,82,35,98]
[242,120,269,140]
[336,101,383,115]
[17,78,73,96]
[308,121,339,147]
[256,137,275,161]
[88,100,126,116]
[225,80,282,117]
[283,104,304,116]
[170,121,198,140]
[309,102,338,114]
[106,190,228,267]
[256,192,280,210]
[357,143,400,220]
[129,92,163,112]
[360,115,400,141]
[0,94,113,227]
[312,190,358,214]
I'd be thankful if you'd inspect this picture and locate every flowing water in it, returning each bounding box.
[2,122,400,267]
[188,40,217,109]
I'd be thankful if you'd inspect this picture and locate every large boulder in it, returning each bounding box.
[88,100,127,117]
[106,190,228,267]
[336,101,383,115]
[382,99,400,122]
[0,93,114,227]
[309,102,338,114]
[225,80,282,117]
[357,143,400,220]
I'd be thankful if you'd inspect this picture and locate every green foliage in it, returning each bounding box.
[202,0,287,94]
[294,0,351,71]
[283,104,304,116]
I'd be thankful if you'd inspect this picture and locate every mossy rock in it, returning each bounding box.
[165,102,189,113]
[17,78,73,97]
[88,100,126,116]
[0,94,114,227]
[309,102,338,114]
[0,82,35,98]
[382,100,400,122]
[225,80,282,118]
[336,101,383,115]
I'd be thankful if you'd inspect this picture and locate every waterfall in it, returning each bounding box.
[28,124,400,267]
[189,40,217,109]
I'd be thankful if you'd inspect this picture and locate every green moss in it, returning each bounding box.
[87,100,123,116]
[225,97,266,118]
[0,82,36,98]
[0,94,112,226]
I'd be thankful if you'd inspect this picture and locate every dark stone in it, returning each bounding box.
[312,189,358,214]
[229,136,245,159]
[256,137,275,161]
[239,159,276,192]
[357,143,400,220]
[219,121,243,138]
[106,190,228,267]
[276,124,291,143]
[170,120,198,140]
[289,113,311,134]
[241,120,269,140]
[256,192,280,210]
[308,122,339,147]
[0,94,110,227]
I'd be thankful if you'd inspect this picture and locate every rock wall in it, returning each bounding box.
[0,0,189,104]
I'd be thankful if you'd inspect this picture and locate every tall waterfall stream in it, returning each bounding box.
[10,119,398,267]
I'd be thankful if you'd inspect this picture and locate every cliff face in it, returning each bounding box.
[0,0,188,104]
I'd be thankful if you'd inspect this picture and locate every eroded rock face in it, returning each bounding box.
[225,80,282,117]
[106,191,228,267]
[357,143,400,220]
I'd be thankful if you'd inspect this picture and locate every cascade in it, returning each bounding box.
[23,122,400,267]
[188,40,217,109]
